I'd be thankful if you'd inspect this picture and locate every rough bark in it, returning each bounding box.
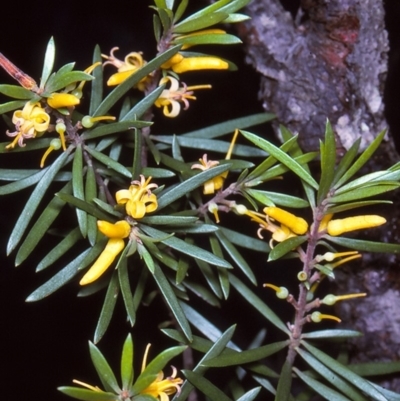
[239,0,400,391]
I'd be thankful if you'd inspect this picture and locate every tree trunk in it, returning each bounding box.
[239,0,400,391]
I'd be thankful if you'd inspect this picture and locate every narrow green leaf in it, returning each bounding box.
[89,45,103,115]
[326,200,392,215]
[57,387,118,401]
[82,121,150,141]
[296,347,367,401]
[183,279,220,307]
[302,341,387,401]
[332,138,361,187]
[182,370,232,401]
[157,164,229,209]
[268,236,307,261]
[45,71,93,94]
[173,33,241,46]
[241,130,319,189]
[93,46,181,117]
[140,225,232,268]
[152,262,192,341]
[117,255,136,326]
[94,272,119,344]
[138,242,155,273]
[86,164,98,246]
[317,120,337,204]
[182,113,274,139]
[218,0,251,14]
[214,229,257,285]
[229,273,290,334]
[121,85,165,121]
[73,144,88,237]
[0,168,47,195]
[236,388,262,401]
[40,37,55,89]
[89,341,120,393]
[222,13,250,23]
[348,361,400,377]
[0,99,28,115]
[196,259,223,299]
[293,368,351,401]
[302,329,362,339]
[203,341,287,367]
[26,248,91,301]
[140,215,198,225]
[246,189,309,208]
[36,227,82,272]
[275,360,292,401]
[141,167,175,178]
[131,129,141,181]
[173,12,229,33]
[7,151,70,255]
[121,333,134,390]
[15,182,71,266]
[0,84,35,99]
[0,137,53,153]
[153,13,162,42]
[157,7,173,32]
[174,0,189,22]
[84,145,132,178]
[220,227,269,253]
[325,235,400,253]
[333,129,387,189]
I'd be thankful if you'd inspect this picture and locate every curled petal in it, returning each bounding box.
[97,220,131,239]
[115,189,133,205]
[127,199,147,219]
[143,193,158,213]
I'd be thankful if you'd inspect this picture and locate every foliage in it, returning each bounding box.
[1,1,400,400]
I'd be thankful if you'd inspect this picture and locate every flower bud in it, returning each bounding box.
[264,207,308,235]
[327,215,386,236]
[47,93,80,109]
[171,56,229,74]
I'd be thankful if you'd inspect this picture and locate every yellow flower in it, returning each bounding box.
[326,215,386,236]
[102,47,150,90]
[115,175,158,219]
[191,130,239,196]
[6,101,50,149]
[264,207,308,235]
[140,344,183,401]
[170,56,229,74]
[154,76,211,117]
[46,92,80,109]
[80,220,131,285]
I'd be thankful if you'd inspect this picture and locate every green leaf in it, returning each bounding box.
[45,71,93,94]
[241,130,319,189]
[174,0,189,22]
[120,334,134,390]
[89,45,103,115]
[0,168,47,195]
[173,33,241,46]
[73,144,88,237]
[301,341,387,401]
[182,370,232,401]
[157,163,229,209]
[220,227,269,253]
[348,361,400,377]
[293,368,352,401]
[217,0,251,14]
[333,129,387,189]
[317,120,337,204]
[40,37,55,89]
[133,344,187,394]
[0,99,28,114]
[275,360,292,401]
[7,151,70,255]
[173,12,229,34]
[268,236,307,261]
[195,259,223,299]
[296,347,367,401]
[26,248,92,301]
[0,137,52,153]
[183,279,220,307]
[121,85,165,121]
[332,138,361,187]
[326,200,392,215]
[182,113,274,139]
[15,182,71,266]
[93,46,181,117]
[117,255,136,326]
[330,183,400,203]
[0,84,35,99]
[203,341,287,367]
[325,235,400,253]
[84,145,132,178]
[82,120,151,141]
[86,164,98,246]
[222,13,250,23]
[302,329,362,339]
[57,387,118,401]
[89,341,121,393]
[229,273,290,334]
[94,272,119,344]
[140,225,232,268]
[140,215,198,225]
[36,227,82,272]
[246,189,309,208]
[56,193,112,221]
[214,229,257,285]
[152,262,192,341]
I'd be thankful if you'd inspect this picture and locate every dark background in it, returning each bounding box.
[1,1,400,400]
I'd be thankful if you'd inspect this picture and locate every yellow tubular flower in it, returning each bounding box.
[80,220,131,285]
[155,76,211,118]
[264,207,308,235]
[263,283,289,299]
[46,92,80,109]
[140,344,183,401]
[6,101,50,149]
[40,138,62,168]
[327,215,386,236]
[318,213,334,231]
[310,311,341,323]
[321,292,367,305]
[160,53,184,69]
[171,56,229,74]
[116,175,158,219]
